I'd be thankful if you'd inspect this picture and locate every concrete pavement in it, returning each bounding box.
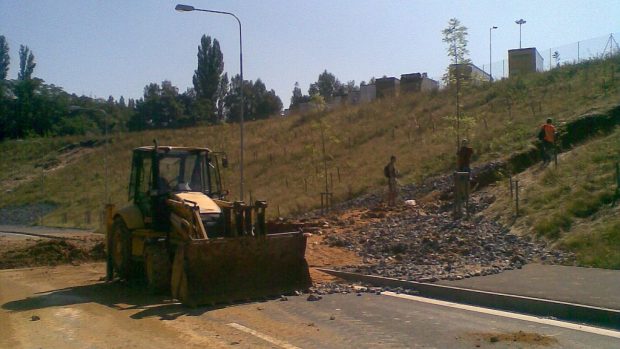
[438,263,620,311]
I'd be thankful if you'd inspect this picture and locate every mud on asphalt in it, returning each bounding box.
[0,235,105,269]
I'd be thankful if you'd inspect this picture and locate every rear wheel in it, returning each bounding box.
[144,244,171,294]
[110,217,132,279]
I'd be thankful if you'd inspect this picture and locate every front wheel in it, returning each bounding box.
[110,217,132,280]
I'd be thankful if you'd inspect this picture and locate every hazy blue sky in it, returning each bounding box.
[1,0,619,106]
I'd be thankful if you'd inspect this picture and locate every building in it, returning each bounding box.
[400,72,439,93]
[508,47,544,77]
[359,83,376,103]
[327,95,346,110]
[296,101,323,114]
[375,77,400,98]
[347,90,361,105]
[449,64,491,85]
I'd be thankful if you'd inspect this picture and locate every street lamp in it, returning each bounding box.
[69,106,110,205]
[489,26,498,81]
[175,3,245,202]
[515,19,526,49]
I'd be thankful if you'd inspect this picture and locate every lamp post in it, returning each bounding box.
[175,3,245,202]
[515,19,526,49]
[489,26,497,81]
[69,106,109,205]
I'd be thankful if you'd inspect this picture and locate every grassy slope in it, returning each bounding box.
[484,127,620,268]
[1,57,620,267]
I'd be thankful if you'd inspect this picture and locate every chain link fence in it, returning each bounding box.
[483,32,620,81]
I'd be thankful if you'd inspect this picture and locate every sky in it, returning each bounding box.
[1,0,619,106]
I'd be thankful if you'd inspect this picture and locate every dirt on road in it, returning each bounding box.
[0,263,304,348]
[0,233,105,269]
[0,227,359,284]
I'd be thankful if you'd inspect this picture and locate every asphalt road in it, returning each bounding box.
[439,263,620,311]
[0,224,97,240]
[1,263,618,348]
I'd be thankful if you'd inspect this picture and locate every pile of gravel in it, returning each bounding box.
[316,191,573,289]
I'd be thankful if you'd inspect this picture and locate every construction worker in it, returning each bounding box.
[539,118,556,166]
[384,155,399,207]
[456,139,474,172]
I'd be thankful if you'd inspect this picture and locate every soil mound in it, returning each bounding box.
[0,239,105,269]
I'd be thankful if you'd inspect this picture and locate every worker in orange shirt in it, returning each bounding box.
[538,118,556,166]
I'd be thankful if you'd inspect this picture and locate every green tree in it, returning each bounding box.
[0,35,10,140]
[442,18,470,65]
[10,45,39,138]
[130,81,184,130]
[289,81,305,110]
[0,35,9,80]
[216,73,229,122]
[552,51,560,68]
[252,79,282,119]
[193,35,224,123]
[18,45,36,80]
[442,18,470,84]
[309,70,342,101]
[225,75,282,122]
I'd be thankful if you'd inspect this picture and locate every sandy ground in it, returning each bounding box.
[0,263,309,348]
[2,263,611,349]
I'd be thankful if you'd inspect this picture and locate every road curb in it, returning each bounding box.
[317,268,620,330]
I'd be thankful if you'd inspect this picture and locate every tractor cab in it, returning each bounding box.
[128,145,227,230]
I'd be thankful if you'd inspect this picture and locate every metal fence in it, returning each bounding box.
[481,32,620,81]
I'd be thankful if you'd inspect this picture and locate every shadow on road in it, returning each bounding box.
[1,280,254,321]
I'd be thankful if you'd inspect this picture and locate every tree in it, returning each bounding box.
[552,51,560,68]
[442,18,470,66]
[0,35,10,140]
[18,45,36,80]
[442,18,470,148]
[130,80,184,130]
[442,18,470,84]
[309,70,342,101]
[345,80,357,92]
[252,80,282,119]
[216,73,229,122]
[290,82,304,110]
[225,75,282,122]
[0,35,9,81]
[193,35,224,123]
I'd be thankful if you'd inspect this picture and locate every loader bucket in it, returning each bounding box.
[171,232,311,307]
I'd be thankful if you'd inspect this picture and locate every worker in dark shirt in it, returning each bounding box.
[457,139,473,172]
[385,155,399,207]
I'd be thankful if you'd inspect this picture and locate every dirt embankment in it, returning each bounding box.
[0,235,104,269]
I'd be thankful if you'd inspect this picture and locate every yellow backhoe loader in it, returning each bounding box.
[105,143,311,306]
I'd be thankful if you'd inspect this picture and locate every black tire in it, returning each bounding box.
[110,217,132,280]
[144,244,171,294]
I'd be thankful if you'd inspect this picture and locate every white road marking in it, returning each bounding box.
[383,291,620,339]
[227,322,302,349]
